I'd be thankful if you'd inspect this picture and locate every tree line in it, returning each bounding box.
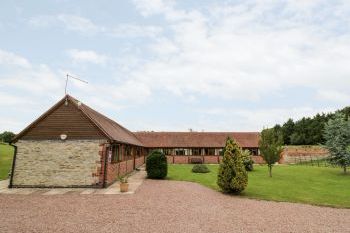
[0,131,15,143]
[271,106,350,145]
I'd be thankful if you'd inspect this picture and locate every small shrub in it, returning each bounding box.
[241,149,254,171]
[146,150,167,179]
[192,164,210,173]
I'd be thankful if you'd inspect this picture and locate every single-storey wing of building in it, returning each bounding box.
[9,95,260,188]
[134,132,262,164]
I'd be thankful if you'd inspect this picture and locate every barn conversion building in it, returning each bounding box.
[10,95,260,188]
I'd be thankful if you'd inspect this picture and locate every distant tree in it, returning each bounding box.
[282,119,294,144]
[217,137,248,193]
[323,113,350,174]
[259,128,283,177]
[0,131,15,143]
[269,106,350,146]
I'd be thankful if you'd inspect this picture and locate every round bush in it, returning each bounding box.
[192,164,210,173]
[146,150,168,179]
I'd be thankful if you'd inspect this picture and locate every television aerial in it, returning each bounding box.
[64,73,88,95]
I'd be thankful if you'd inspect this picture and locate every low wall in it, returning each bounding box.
[13,140,104,187]
[106,156,146,185]
[280,146,329,164]
[135,156,145,168]
[165,155,264,164]
[203,156,220,164]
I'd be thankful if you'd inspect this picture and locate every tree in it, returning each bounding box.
[259,128,283,177]
[0,131,15,143]
[217,137,248,193]
[282,119,294,145]
[323,113,350,174]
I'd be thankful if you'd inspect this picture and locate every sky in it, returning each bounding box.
[1,0,350,133]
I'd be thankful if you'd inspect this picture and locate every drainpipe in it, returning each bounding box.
[8,143,17,188]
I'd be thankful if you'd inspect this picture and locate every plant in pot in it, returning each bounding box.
[119,176,129,192]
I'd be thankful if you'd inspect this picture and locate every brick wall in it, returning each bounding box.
[104,157,145,186]
[173,156,189,164]
[280,146,329,164]
[252,156,264,164]
[164,155,264,164]
[13,140,105,187]
[135,156,145,168]
[203,156,220,164]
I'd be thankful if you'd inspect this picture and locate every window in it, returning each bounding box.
[163,149,173,155]
[125,145,131,160]
[204,148,215,155]
[175,149,185,155]
[218,149,223,156]
[248,148,259,156]
[111,145,120,163]
[136,147,141,157]
[192,148,201,156]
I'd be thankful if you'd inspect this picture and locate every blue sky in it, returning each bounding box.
[1,0,350,133]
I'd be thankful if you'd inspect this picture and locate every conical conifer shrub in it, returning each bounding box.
[217,137,248,193]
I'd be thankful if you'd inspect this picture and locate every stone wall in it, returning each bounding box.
[13,140,106,187]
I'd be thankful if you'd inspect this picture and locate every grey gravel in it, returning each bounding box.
[0,180,349,233]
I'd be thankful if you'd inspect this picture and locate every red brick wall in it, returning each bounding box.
[252,156,264,164]
[99,144,146,187]
[135,156,144,168]
[166,156,174,164]
[126,159,134,173]
[118,161,127,176]
[98,144,107,187]
[174,156,189,164]
[106,163,118,184]
[279,146,329,164]
[203,156,219,164]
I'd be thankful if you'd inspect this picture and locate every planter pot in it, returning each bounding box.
[120,183,129,192]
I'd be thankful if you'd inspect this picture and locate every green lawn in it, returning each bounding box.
[0,143,14,180]
[168,164,350,208]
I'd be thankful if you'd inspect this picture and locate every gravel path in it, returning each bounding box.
[0,180,349,233]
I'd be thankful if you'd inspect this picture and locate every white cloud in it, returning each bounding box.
[316,90,350,104]
[126,0,350,102]
[67,49,108,64]
[1,64,63,93]
[109,24,162,38]
[57,14,99,33]
[0,49,31,68]
[195,106,337,131]
[28,14,161,38]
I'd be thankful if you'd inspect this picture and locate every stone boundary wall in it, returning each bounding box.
[280,146,329,164]
[13,140,105,187]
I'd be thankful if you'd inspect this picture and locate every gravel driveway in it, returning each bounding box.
[0,180,349,233]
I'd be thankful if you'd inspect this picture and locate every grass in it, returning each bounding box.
[168,164,350,208]
[0,143,14,180]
